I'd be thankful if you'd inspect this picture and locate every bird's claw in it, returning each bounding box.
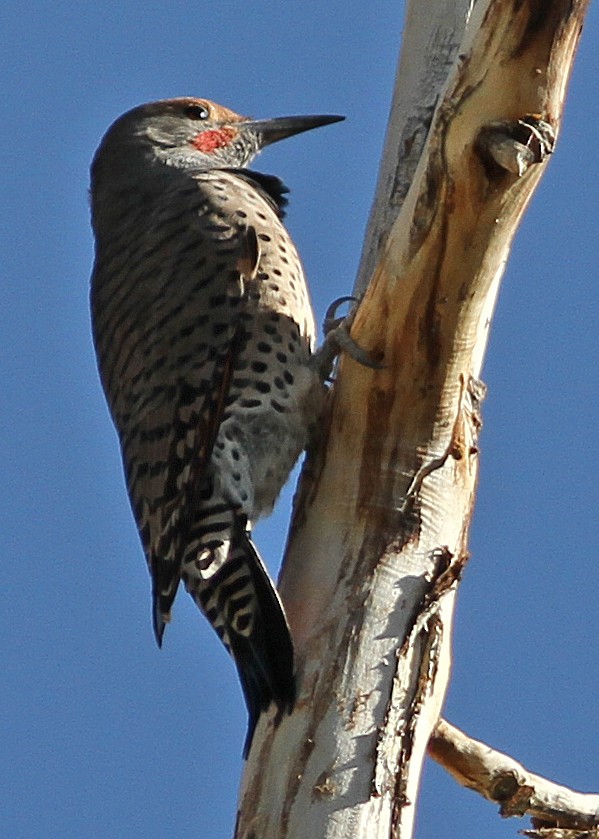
[323,295,358,335]
[315,295,385,381]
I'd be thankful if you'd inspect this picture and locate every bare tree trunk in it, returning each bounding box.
[235,2,591,838]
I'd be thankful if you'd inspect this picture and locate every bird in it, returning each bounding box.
[90,97,344,752]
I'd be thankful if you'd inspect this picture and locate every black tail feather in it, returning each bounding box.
[225,533,295,757]
[179,520,295,756]
[151,557,182,648]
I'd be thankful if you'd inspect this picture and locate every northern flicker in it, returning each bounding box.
[90,97,343,750]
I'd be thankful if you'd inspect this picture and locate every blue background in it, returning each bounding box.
[2,3,598,837]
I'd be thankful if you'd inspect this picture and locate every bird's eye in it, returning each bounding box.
[185,104,210,121]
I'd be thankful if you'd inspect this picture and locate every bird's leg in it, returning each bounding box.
[312,295,384,381]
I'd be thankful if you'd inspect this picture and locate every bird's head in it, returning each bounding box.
[91,97,344,180]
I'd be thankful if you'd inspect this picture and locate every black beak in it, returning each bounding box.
[242,113,345,147]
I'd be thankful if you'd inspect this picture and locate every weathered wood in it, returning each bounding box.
[235,2,591,837]
[430,719,599,830]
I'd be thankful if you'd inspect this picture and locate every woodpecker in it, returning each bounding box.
[90,97,343,751]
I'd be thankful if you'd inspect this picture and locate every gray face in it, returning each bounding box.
[91,98,260,183]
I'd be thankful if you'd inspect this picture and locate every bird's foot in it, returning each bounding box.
[313,296,384,381]
[322,295,357,335]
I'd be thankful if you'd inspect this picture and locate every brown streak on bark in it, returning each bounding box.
[409,149,444,256]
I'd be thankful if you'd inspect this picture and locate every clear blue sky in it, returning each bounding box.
[2,3,599,838]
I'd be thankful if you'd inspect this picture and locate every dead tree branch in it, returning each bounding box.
[430,719,599,831]
[235,2,591,837]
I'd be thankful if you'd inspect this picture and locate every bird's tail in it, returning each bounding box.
[181,522,295,756]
